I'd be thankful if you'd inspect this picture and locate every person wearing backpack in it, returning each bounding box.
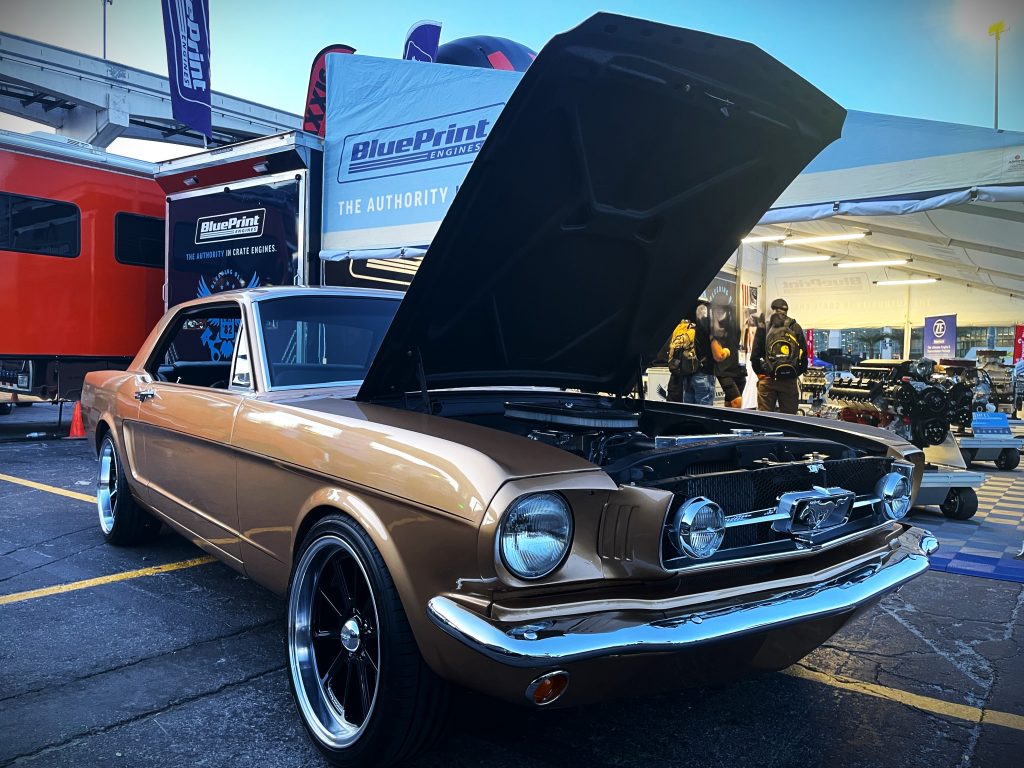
[665,301,715,404]
[752,298,808,413]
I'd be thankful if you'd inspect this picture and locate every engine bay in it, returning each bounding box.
[487,398,859,485]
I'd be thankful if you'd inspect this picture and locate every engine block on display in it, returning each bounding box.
[820,359,957,448]
[974,350,1022,412]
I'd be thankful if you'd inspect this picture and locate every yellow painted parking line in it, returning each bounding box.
[0,472,96,504]
[786,665,1024,732]
[0,556,217,606]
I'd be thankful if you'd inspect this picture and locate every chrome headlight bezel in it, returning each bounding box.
[876,471,913,520]
[497,492,574,580]
[672,497,726,559]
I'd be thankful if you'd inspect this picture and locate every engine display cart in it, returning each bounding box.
[952,411,1023,471]
[912,436,987,520]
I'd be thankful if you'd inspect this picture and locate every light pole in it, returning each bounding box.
[102,0,114,60]
[988,20,1007,130]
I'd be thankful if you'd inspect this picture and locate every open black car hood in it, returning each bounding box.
[358,13,845,401]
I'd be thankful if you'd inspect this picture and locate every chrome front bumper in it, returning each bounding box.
[428,527,937,669]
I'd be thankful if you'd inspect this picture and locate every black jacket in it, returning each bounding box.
[752,315,809,377]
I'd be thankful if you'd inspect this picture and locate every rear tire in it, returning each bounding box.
[287,514,448,767]
[994,449,1020,471]
[940,488,978,520]
[97,432,161,545]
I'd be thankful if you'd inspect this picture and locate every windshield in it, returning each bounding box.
[256,294,400,389]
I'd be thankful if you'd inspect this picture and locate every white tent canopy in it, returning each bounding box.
[748,111,1024,316]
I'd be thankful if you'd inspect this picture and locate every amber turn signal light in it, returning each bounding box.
[525,671,570,706]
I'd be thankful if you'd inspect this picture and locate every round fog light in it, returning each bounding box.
[526,671,570,706]
[672,497,725,559]
[876,472,912,520]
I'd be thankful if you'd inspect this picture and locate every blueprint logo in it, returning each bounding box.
[338,104,504,183]
[195,209,266,244]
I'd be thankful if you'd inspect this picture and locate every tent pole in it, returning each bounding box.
[903,283,912,357]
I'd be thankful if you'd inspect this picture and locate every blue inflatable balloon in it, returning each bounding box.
[435,35,536,72]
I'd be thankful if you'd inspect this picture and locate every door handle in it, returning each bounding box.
[134,389,156,402]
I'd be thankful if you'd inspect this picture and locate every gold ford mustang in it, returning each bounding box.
[82,13,936,768]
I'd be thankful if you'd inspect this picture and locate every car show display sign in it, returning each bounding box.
[166,178,301,308]
[321,55,522,257]
[971,411,1012,436]
[923,314,956,359]
[160,0,212,138]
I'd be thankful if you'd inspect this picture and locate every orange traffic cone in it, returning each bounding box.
[66,401,86,439]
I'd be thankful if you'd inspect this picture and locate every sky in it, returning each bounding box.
[0,0,1022,160]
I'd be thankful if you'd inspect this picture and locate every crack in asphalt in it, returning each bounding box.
[0,525,96,559]
[0,618,282,705]
[0,665,287,766]
[0,541,108,585]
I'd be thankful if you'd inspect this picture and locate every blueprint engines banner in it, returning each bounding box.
[923,314,956,359]
[161,0,212,138]
[322,55,522,256]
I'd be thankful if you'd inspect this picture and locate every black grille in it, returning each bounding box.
[660,456,893,569]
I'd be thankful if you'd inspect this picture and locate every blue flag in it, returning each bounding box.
[403,20,442,62]
[161,0,212,138]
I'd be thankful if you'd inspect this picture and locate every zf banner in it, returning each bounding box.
[322,55,522,257]
[923,314,957,359]
[1014,324,1024,364]
[161,0,212,138]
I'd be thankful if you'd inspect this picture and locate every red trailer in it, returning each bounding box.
[0,131,165,407]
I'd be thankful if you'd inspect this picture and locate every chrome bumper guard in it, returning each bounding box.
[427,527,937,669]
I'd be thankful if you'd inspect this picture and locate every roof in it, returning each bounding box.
[746,110,1024,302]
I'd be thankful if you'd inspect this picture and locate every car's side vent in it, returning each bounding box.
[598,503,637,561]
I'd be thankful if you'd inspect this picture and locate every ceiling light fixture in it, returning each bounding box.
[874,278,940,286]
[776,254,832,263]
[782,231,870,246]
[741,234,787,244]
[836,258,910,269]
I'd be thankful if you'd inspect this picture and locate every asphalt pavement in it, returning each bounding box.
[0,417,1021,767]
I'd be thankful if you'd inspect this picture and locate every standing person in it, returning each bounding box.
[664,301,715,404]
[752,298,808,413]
[710,293,745,408]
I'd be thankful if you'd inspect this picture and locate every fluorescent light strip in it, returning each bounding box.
[836,259,909,269]
[741,234,787,244]
[874,278,940,286]
[782,232,869,246]
[776,254,832,263]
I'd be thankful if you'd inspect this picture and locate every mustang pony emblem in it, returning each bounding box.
[801,498,836,529]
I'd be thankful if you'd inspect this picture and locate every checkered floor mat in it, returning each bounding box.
[912,468,1024,583]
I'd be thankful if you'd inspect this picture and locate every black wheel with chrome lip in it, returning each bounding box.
[287,515,448,768]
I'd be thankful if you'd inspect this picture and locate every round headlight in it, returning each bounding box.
[498,493,573,580]
[672,497,725,559]
[876,472,912,520]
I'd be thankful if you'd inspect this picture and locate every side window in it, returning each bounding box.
[150,305,242,390]
[0,192,80,257]
[115,212,164,268]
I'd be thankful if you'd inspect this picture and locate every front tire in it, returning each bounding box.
[287,515,448,767]
[97,432,160,545]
